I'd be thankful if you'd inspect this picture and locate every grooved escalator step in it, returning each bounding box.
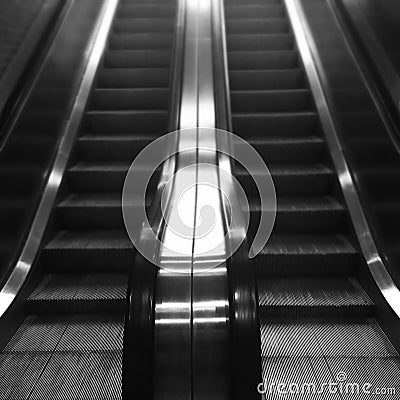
[84,110,168,134]
[67,162,159,193]
[90,88,170,110]
[42,230,133,272]
[109,33,174,50]
[1,315,123,399]
[226,34,294,51]
[225,0,281,3]
[76,134,154,162]
[117,4,176,18]
[247,196,346,235]
[236,164,336,196]
[27,274,127,314]
[229,69,305,90]
[261,356,400,395]
[254,234,358,276]
[104,50,172,68]
[260,318,398,357]
[258,278,373,318]
[232,111,318,136]
[227,50,298,70]
[226,18,289,34]
[113,18,176,33]
[237,135,326,163]
[225,4,285,19]
[230,89,312,112]
[98,68,170,88]
[56,193,151,229]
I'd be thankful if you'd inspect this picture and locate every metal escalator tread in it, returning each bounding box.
[0,0,177,398]
[258,277,373,317]
[224,0,400,387]
[0,315,123,399]
[260,319,398,357]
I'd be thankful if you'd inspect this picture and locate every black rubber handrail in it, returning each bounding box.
[212,0,262,398]
[122,0,185,398]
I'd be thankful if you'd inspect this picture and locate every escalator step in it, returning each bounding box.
[117,5,176,18]
[104,50,172,68]
[237,136,325,163]
[254,234,357,276]
[109,33,174,50]
[43,230,133,271]
[247,196,345,235]
[225,5,285,19]
[229,69,305,90]
[67,162,158,193]
[260,319,398,357]
[98,68,170,88]
[232,111,317,136]
[76,134,153,162]
[236,164,335,196]
[227,34,293,51]
[27,273,126,314]
[1,315,123,399]
[226,18,289,34]
[230,89,311,112]
[90,88,170,110]
[113,18,176,33]
[258,277,373,318]
[261,356,400,395]
[84,110,168,134]
[228,50,299,70]
[57,193,123,229]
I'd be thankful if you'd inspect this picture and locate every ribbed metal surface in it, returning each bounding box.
[28,274,126,302]
[0,315,123,399]
[260,319,397,357]
[258,278,373,318]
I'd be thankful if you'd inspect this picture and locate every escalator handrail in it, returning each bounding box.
[212,0,263,398]
[122,0,186,398]
[0,0,120,318]
[284,0,400,319]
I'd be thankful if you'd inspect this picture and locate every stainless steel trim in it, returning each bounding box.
[0,0,120,317]
[285,0,400,317]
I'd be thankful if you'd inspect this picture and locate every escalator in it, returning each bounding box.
[224,0,400,390]
[0,0,177,397]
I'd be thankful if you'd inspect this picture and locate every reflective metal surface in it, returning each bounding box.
[153,0,229,397]
[285,0,400,318]
[0,0,118,317]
